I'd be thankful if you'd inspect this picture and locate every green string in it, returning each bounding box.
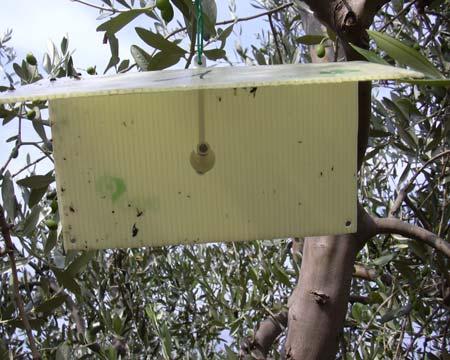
[195,0,204,65]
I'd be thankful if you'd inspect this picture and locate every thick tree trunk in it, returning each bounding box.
[285,206,375,359]
[283,2,387,358]
[285,234,357,359]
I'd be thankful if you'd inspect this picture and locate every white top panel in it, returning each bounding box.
[0,62,422,104]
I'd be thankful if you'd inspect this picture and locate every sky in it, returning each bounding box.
[0,0,269,175]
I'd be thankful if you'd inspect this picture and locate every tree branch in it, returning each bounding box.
[371,216,450,258]
[353,264,392,285]
[0,205,41,359]
[240,311,288,359]
[240,292,370,359]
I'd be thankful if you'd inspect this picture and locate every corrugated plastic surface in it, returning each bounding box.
[50,83,358,250]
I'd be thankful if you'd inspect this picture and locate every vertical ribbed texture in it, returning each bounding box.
[51,83,358,250]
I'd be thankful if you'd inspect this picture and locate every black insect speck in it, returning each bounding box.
[132,224,138,237]
[250,87,257,97]
[136,209,144,217]
[69,206,75,213]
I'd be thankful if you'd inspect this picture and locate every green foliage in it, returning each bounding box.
[0,0,449,359]
[367,30,443,79]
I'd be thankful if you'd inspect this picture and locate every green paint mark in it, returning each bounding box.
[96,176,126,202]
[319,69,360,75]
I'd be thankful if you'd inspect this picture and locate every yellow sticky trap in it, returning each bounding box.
[0,62,423,250]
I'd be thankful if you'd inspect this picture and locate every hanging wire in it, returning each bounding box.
[195,0,204,65]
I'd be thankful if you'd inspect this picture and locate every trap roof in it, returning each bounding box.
[0,61,423,104]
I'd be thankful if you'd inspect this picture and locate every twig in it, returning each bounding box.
[379,0,417,32]
[437,156,449,237]
[404,195,432,231]
[185,11,197,69]
[0,153,14,176]
[404,307,440,356]
[70,0,124,13]
[12,156,47,178]
[1,106,25,175]
[218,2,294,27]
[165,2,294,43]
[268,13,283,64]
[0,205,41,359]
[354,292,396,351]
[394,317,408,359]
[390,150,450,217]
[20,143,54,163]
[441,316,450,355]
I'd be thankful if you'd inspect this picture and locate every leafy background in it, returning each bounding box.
[0,0,449,359]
